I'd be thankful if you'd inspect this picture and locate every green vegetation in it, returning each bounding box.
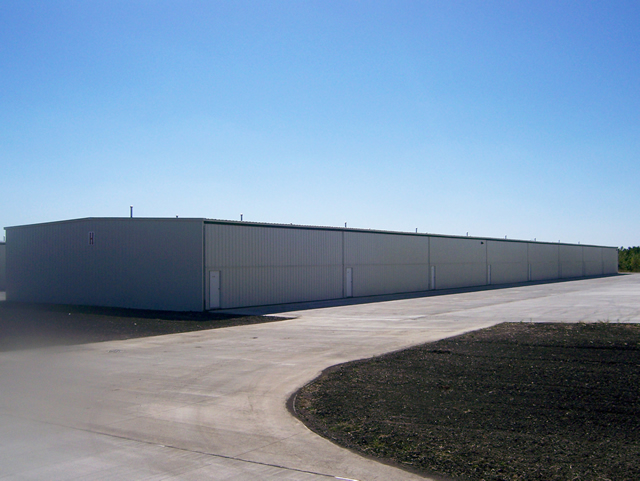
[619,246,640,272]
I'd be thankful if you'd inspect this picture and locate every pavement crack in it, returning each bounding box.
[1,412,353,480]
[233,432,300,458]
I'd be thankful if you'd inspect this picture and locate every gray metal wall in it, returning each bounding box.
[6,217,619,311]
[204,223,343,308]
[560,244,584,278]
[603,247,619,275]
[431,236,487,289]
[205,221,618,309]
[0,242,6,291]
[583,245,603,277]
[528,242,560,281]
[6,218,204,311]
[487,240,529,285]
[344,231,430,297]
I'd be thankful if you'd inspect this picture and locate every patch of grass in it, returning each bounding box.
[294,322,640,480]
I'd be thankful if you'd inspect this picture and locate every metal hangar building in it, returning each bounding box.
[5,218,618,311]
[0,241,6,292]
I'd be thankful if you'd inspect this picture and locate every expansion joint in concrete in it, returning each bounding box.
[8,413,358,480]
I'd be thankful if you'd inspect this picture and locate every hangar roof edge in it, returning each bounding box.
[4,217,616,250]
[203,219,615,249]
[5,217,205,230]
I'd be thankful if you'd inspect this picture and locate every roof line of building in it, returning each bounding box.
[4,216,615,249]
[204,219,612,248]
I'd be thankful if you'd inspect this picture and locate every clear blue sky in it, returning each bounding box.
[1,1,638,247]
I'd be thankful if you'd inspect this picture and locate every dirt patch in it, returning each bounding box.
[294,322,640,480]
[0,301,284,351]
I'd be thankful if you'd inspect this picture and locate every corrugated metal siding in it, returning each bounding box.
[349,265,429,297]
[344,232,429,265]
[0,243,6,291]
[528,243,560,281]
[7,221,93,303]
[430,236,486,264]
[430,237,487,289]
[583,246,603,276]
[206,223,342,267]
[603,247,619,274]
[6,218,204,311]
[559,244,584,278]
[435,263,488,289]
[487,240,528,284]
[217,266,342,308]
[204,223,343,308]
[8,217,619,311]
[344,232,429,296]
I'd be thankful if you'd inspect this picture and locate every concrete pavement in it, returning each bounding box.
[1,274,640,480]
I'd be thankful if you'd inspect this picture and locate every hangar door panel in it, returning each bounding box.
[209,271,220,309]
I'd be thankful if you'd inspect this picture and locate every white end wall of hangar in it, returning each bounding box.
[0,242,6,291]
[6,218,204,311]
[5,217,618,312]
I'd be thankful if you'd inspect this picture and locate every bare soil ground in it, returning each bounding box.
[0,300,283,352]
[294,322,640,481]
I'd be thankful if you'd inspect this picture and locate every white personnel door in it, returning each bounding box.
[209,271,220,309]
[430,266,436,290]
[345,267,353,297]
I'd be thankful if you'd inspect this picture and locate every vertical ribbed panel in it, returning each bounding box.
[602,248,618,274]
[6,218,204,311]
[559,244,584,278]
[342,232,429,297]
[487,240,528,284]
[204,223,343,308]
[430,236,487,289]
[583,246,604,276]
[344,232,429,265]
[527,242,560,281]
[0,243,5,290]
[8,218,619,312]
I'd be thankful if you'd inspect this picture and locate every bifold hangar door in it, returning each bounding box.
[204,222,344,309]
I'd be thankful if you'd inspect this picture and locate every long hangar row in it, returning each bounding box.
[5,218,618,312]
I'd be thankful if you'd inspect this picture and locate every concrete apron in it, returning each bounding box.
[1,274,640,480]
